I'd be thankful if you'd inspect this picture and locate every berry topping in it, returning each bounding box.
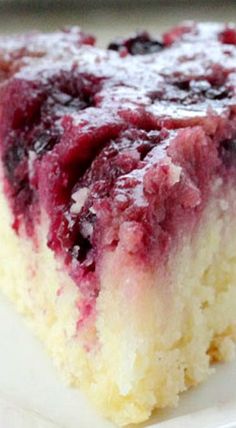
[0,23,235,300]
[219,26,236,45]
[108,31,164,55]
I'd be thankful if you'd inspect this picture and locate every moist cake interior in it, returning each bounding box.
[0,22,235,426]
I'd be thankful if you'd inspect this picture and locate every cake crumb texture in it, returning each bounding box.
[0,180,236,426]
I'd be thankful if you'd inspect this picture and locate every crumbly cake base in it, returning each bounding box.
[0,177,236,426]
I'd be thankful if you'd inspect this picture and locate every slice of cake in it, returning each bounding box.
[0,22,236,426]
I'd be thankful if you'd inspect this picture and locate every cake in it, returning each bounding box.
[0,22,236,426]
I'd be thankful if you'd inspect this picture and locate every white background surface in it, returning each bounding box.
[0,293,236,428]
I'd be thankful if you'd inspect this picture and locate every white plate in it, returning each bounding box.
[0,293,236,428]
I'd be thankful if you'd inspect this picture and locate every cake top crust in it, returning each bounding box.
[0,22,236,300]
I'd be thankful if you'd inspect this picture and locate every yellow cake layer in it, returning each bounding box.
[0,175,236,426]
